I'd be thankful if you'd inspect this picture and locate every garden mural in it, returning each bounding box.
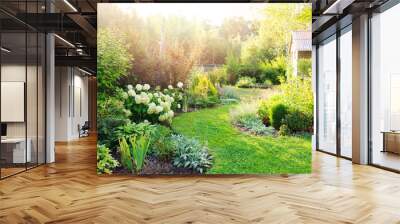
[97,3,313,175]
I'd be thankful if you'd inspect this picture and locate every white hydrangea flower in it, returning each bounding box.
[155,106,163,114]
[143,84,150,91]
[136,84,143,91]
[134,95,141,104]
[147,93,153,99]
[147,102,157,114]
[177,82,183,88]
[127,84,133,90]
[177,103,181,109]
[167,110,174,118]
[168,85,173,90]
[121,92,128,99]
[128,89,136,97]
[160,101,171,111]
[178,94,183,100]
[158,113,167,121]
[153,92,159,98]
[143,119,149,124]
[140,92,150,105]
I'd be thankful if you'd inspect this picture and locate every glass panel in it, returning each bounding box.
[1,31,27,177]
[38,32,45,165]
[371,4,400,171]
[340,28,352,158]
[27,31,38,169]
[318,36,337,154]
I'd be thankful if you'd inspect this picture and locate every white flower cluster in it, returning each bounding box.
[177,82,184,88]
[124,82,185,123]
[135,92,151,105]
[159,110,174,122]
[147,102,164,114]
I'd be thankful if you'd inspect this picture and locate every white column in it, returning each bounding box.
[46,32,55,163]
[352,14,369,164]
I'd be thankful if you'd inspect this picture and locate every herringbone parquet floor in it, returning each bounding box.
[1,136,400,223]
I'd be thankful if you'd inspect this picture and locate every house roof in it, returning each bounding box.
[290,31,312,53]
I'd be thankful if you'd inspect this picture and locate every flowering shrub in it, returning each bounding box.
[122,82,185,124]
[188,72,220,108]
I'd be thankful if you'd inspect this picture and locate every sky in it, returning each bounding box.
[115,3,265,26]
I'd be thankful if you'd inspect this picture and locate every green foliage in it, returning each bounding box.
[219,86,240,100]
[97,95,130,149]
[225,53,241,85]
[115,121,155,148]
[119,137,132,171]
[97,28,133,150]
[263,79,273,88]
[208,67,228,85]
[297,58,312,78]
[149,125,175,161]
[283,109,313,133]
[257,101,270,125]
[280,76,313,118]
[236,76,256,88]
[259,56,287,84]
[97,29,132,99]
[257,5,311,57]
[97,145,119,174]
[237,63,262,81]
[130,135,151,173]
[257,76,313,133]
[278,124,290,136]
[257,94,283,125]
[171,134,212,174]
[270,103,289,130]
[172,105,312,174]
[119,134,151,174]
[236,114,275,136]
[229,102,274,135]
[188,71,220,108]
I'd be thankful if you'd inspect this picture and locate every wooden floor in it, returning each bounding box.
[1,136,400,223]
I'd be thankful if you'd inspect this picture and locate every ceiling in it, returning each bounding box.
[312,0,390,43]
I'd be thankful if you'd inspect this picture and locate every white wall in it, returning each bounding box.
[55,67,89,141]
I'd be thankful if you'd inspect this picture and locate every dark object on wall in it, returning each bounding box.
[79,121,90,138]
[1,123,7,137]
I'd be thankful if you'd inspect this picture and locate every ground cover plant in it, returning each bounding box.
[97,3,312,175]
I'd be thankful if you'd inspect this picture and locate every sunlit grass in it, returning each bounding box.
[172,104,312,174]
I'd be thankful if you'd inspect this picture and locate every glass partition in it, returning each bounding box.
[370,3,400,171]
[339,27,352,158]
[1,31,28,177]
[317,35,337,154]
[0,2,46,179]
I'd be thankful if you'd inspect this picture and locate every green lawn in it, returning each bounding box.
[172,104,312,174]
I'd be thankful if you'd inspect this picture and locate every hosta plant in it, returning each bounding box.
[171,134,212,174]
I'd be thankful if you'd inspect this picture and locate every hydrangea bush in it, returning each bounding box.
[122,82,185,124]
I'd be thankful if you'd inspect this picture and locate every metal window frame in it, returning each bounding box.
[315,0,400,173]
[315,21,353,161]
